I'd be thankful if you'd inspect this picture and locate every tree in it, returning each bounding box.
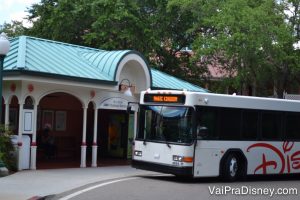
[26,0,205,84]
[177,0,300,97]
[27,0,95,45]
[0,21,27,37]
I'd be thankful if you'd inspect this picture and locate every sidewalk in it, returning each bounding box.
[0,166,155,200]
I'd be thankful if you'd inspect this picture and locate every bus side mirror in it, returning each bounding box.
[197,126,208,139]
[127,102,140,113]
[127,105,132,113]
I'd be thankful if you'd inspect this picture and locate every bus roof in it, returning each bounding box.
[141,90,300,112]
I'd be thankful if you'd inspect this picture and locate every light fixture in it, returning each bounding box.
[119,79,133,97]
[0,33,10,55]
[0,33,11,123]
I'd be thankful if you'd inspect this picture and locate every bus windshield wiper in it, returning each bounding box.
[165,140,171,148]
[159,116,171,148]
[161,127,171,148]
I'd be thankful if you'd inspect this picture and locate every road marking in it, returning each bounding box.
[58,177,138,200]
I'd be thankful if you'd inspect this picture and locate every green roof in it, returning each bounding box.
[151,69,207,92]
[3,36,207,92]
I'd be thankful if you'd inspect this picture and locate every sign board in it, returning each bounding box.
[99,97,129,110]
[23,109,34,134]
[144,94,186,104]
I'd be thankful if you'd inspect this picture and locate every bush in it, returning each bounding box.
[0,126,17,171]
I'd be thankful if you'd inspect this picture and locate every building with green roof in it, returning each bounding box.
[2,35,206,170]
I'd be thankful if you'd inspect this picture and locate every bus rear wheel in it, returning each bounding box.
[222,153,240,182]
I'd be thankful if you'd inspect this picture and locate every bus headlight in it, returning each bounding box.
[173,155,193,163]
[134,150,143,157]
[173,155,183,162]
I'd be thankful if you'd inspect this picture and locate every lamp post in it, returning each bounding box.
[0,33,11,123]
[119,79,133,97]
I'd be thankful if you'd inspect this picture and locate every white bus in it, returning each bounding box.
[131,89,300,181]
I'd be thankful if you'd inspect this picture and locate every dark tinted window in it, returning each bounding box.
[196,107,219,139]
[219,108,241,140]
[242,110,259,140]
[261,112,282,140]
[285,113,300,140]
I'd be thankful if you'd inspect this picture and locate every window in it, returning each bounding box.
[24,96,34,109]
[285,113,300,140]
[196,107,219,140]
[261,112,282,140]
[242,110,259,140]
[219,108,241,140]
[138,106,194,144]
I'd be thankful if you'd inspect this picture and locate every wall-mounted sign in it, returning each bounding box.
[23,109,34,134]
[99,97,128,110]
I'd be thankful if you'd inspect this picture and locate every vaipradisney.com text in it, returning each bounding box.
[208,186,298,197]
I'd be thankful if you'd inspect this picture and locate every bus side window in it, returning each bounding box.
[242,110,259,140]
[285,113,300,140]
[261,112,282,140]
[219,108,241,140]
[196,107,218,140]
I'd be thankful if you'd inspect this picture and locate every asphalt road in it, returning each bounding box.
[53,175,300,200]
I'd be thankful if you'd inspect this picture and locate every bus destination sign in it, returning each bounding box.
[144,94,186,104]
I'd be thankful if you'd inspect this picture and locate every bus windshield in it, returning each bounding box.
[137,105,194,144]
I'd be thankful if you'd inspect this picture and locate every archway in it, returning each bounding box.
[36,92,83,169]
[115,53,151,94]
[9,96,19,134]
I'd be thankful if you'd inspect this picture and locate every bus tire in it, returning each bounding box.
[222,153,240,182]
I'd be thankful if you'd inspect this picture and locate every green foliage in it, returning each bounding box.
[0,21,27,37]
[0,126,17,171]
[181,0,300,96]
[25,0,203,85]
[4,0,299,95]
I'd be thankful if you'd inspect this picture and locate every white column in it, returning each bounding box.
[30,104,38,170]
[92,108,98,167]
[4,102,9,129]
[80,106,87,168]
[17,102,23,171]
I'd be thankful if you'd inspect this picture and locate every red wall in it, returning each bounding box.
[38,93,84,158]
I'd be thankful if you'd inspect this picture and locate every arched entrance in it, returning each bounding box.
[36,92,83,169]
[9,95,19,134]
[97,109,129,163]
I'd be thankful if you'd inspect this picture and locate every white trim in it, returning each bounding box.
[115,54,151,91]
[4,75,116,90]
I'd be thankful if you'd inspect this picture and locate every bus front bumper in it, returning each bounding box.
[132,160,193,177]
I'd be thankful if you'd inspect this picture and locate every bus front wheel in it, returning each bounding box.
[222,153,239,182]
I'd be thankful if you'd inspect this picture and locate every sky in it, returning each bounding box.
[0,0,41,27]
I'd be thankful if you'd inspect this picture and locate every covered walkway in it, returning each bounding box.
[2,35,207,170]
